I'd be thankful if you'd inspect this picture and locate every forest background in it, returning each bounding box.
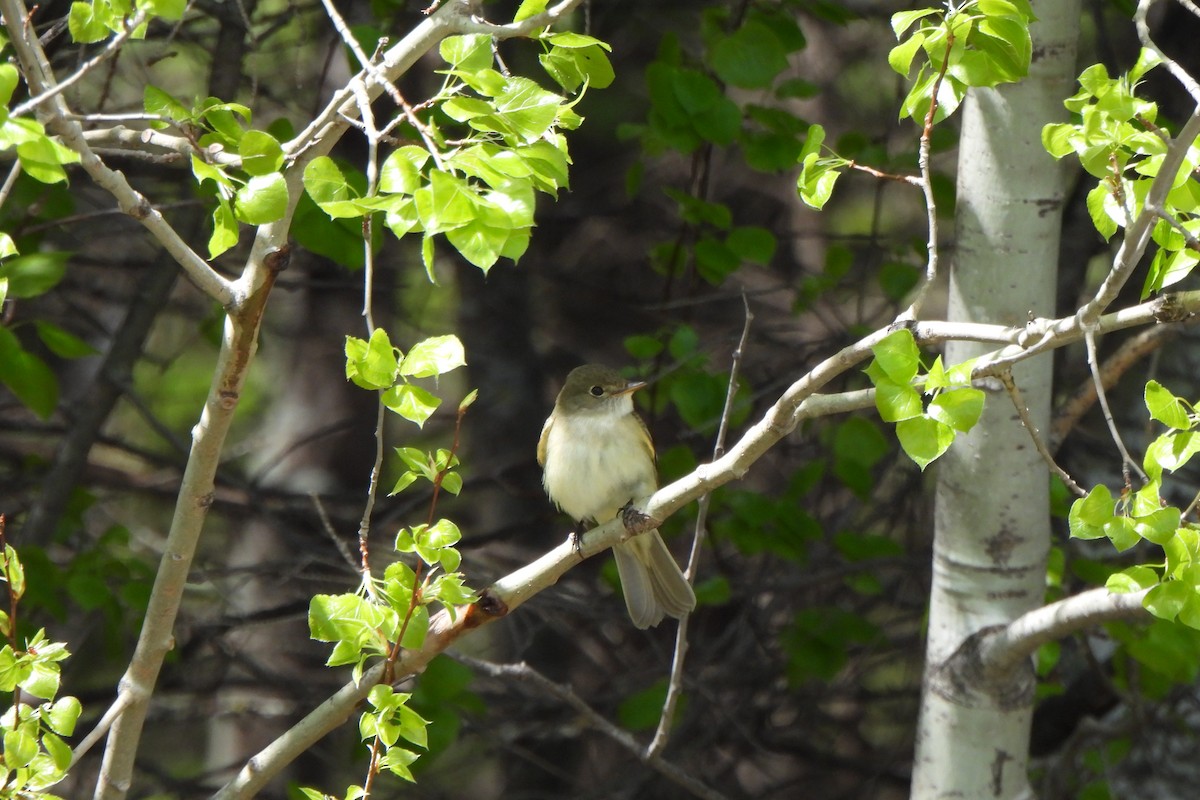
[3,0,1200,798]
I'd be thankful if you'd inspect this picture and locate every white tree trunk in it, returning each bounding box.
[912,4,1082,797]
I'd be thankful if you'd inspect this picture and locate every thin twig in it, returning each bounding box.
[1154,205,1200,252]
[998,370,1086,497]
[647,294,753,758]
[899,29,954,321]
[1136,0,1200,103]
[356,402,387,582]
[309,493,359,573]
[1049,322,1188,452]
[319,0,404,106]
[1084,327,1147,483]
[11,9,148,118]
[69,693,133,768]
[0,161,22,212]
[457,656,731,800]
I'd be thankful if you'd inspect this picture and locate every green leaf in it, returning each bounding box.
[16,133,78,184]
[0,327,59,418]
[710,21,788,89]
[0,65,19,107]
[870,328,921,384]
[1144,580,1191,621]
[726,226,776,265]
[927,388,985,432]
[144,85,191,121]
[3,728,37,769]
[142,0,186,19]
[208,197,238,258]
[414,170,478,234]
[382,383,441,428]
[345,328,399,390]
[1145,380,1192,430]
[868,370,923,423]
[303,156,362,218]
[68,1,112,44]
[400,334,465,378]
[233,172,288,224]
[34,321,98,358]
[1135,506,1181,546]
[1145,430,1200,477]
[21,659,61,699]
[889,33,925,77]
[797,157,843,209]
[46,696,82,736]
[513,0,548,22]
[1106,565,1159,593]
[191,153,233,188]
[1067,486,1113,540]
[617,680,669,731]
[694,236,740,284]
[891,8,939,37]
[401,604,429,649]
[895,415,955,470]
[0,252,69,298]
[238,130,285,176]
[541,42,614,93]
[491,77,564,143]
[439,34,493,72]
[1103,515,1140,551]
[1084,182,1119,240]
[380,146,429,195]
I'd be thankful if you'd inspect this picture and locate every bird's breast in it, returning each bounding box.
[542,413,656,524]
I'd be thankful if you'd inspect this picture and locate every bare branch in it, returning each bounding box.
[648,295,753,759]
[998,370,1086,497]
[1137,0,1200,102]
[898,28,954,321]
[1050,322,1189,451]
[1084,327,1147,483]
[11,9,148,118]
[0,0,234,307]
[207,288,1200,795]
[978,588,1149,677]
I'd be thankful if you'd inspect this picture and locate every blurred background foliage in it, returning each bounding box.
[3,0,1200,797]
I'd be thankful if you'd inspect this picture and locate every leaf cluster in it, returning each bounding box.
[304,31,611,275]
[864,329,985,470]
[0,546,82,799]
[1042,51,1200,297]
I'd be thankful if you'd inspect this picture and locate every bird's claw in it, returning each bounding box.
[620,501,654,531]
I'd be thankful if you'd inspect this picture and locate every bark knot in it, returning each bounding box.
[928,625,1035,712]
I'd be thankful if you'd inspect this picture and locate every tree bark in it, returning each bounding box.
[912,4,1082,797]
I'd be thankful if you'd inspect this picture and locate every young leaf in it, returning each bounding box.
[895,415,955,470]
[345,328,399,390]
[233,172,288,224]
[400,334,466,378]
[1145,380,1193,430]
[382,383,441,427]
[927,388,985,432]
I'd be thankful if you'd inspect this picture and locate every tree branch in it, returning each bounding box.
[978,588,1149,677]
[457,656,731,800]
[0,0,234,307]
[204,286,1200,795]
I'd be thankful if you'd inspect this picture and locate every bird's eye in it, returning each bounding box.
[589,385,604,397]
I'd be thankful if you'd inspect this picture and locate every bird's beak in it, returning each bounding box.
[616,380,646,396]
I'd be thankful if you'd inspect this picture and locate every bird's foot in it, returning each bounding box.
[620,501,655,532]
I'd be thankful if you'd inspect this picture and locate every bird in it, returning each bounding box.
[538,364,697,628]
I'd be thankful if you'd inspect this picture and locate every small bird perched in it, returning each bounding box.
[538,364,697,628]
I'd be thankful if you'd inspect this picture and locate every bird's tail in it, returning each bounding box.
[612,531,696,629]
